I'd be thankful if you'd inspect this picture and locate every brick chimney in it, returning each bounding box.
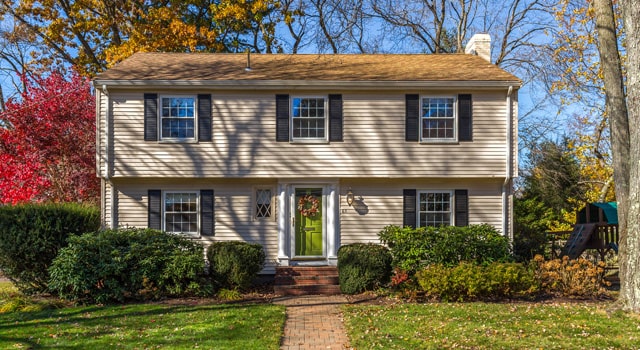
[465,33,491,62]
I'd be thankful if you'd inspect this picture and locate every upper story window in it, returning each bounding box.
[418,190,452,227]
[292,97,327,141]
[161,96,196,140]
[421,96,456,141]
[164,191,199,235]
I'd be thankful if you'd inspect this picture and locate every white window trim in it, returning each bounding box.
[420,95,458,143]
[290,95,329,143]
[163,190,200,236]
[252,186,276,221]
[416,190,454,227]
[159,95,198,142]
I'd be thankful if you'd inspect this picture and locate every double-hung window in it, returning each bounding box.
[164,191,199,235]
[418,190,453,227]
[421,96,456,141]
[160,96,196,140]
[291,97,327,141]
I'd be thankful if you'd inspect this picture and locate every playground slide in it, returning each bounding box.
[560,223,598,259]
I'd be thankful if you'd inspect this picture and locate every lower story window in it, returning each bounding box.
[418,191,452,227]
[255,188,273,219]
[164,192,199,234]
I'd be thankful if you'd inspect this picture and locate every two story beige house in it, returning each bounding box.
[94,35,520,272]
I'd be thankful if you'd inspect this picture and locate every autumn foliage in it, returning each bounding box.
[0,71,98,204]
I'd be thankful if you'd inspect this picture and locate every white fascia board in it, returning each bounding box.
[93,79,522,90]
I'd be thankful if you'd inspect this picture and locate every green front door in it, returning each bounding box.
[294,188,323,256]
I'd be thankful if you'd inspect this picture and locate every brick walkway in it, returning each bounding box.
[273,295,351,350]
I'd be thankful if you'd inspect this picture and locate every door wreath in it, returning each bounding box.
[298,195,320,217]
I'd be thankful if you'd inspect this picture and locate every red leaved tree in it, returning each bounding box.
[0,70,98,204]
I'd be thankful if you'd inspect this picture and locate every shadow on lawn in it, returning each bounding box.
[0,302,282,349]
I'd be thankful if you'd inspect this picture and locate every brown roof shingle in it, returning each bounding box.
[95,52,520,84]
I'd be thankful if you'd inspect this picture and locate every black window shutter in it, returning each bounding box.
[200,190,215,236]
[144,93,158,141]
[198,94,212,141]
[454,189,469,227]
[276,94,290,142]
[148,189,162,230]
[458,94,472,141]
[405,94,419,141]
[403,189,417,228]
[328,94,343,141]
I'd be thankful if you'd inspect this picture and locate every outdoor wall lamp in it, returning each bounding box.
[346,188,355,206]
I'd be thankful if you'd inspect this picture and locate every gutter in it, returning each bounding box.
[503,86,514,240]
[93,79,522,90]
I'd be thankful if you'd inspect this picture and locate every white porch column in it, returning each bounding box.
[277,183,289,266]
[326,184,338,265]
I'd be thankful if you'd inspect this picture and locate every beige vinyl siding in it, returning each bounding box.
[107,90,509,179]
[339,178,506,244]
[112,179,279,270]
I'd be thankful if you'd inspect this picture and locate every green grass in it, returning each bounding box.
[0,280,18,296]
[343,302,640,349]
[0,302,285,349]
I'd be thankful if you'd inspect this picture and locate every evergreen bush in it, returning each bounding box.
[207,241,265,290]
[337,243,392,294]
[48,228,210,303]
[379,224,512,273]
[0,203,100,293]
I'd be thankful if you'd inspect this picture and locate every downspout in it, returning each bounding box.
[94,84,105,228]
[503,86,514,240]
[102,84,116,229]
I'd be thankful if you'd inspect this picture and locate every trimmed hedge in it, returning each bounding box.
[378,224,512,273]
[48,228,210,303]
[415,262,539,301]
[207,241,265,290]
[338,243,392,294]
[0,203,100,293]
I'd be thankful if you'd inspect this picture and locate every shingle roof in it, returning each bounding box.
[94,52,520,84]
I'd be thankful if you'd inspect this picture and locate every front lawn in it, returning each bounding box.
[343,302,640,349]
[0,301,285,349]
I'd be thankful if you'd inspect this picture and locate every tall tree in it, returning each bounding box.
[618,0,640,312]
[592,0,630,297]
[0,0,282,75]
[0,70,98,204]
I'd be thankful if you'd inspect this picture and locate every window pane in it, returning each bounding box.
[422,97,455,140]
[161,97,196,139]
[164,192,198,234]
[291,97,326,139]
[418,191,452,227]
[256,189,272,218]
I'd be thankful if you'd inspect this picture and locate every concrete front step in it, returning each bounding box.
[274,266,340,295]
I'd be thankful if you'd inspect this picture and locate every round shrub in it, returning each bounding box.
[48,228,210,303]
[0,203,100,293]
[207,241,265,290]
[337,243,392,294]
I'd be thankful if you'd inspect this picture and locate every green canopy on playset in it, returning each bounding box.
[577,202,618,225]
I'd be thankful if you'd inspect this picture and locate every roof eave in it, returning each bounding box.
[92,79,522,90]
